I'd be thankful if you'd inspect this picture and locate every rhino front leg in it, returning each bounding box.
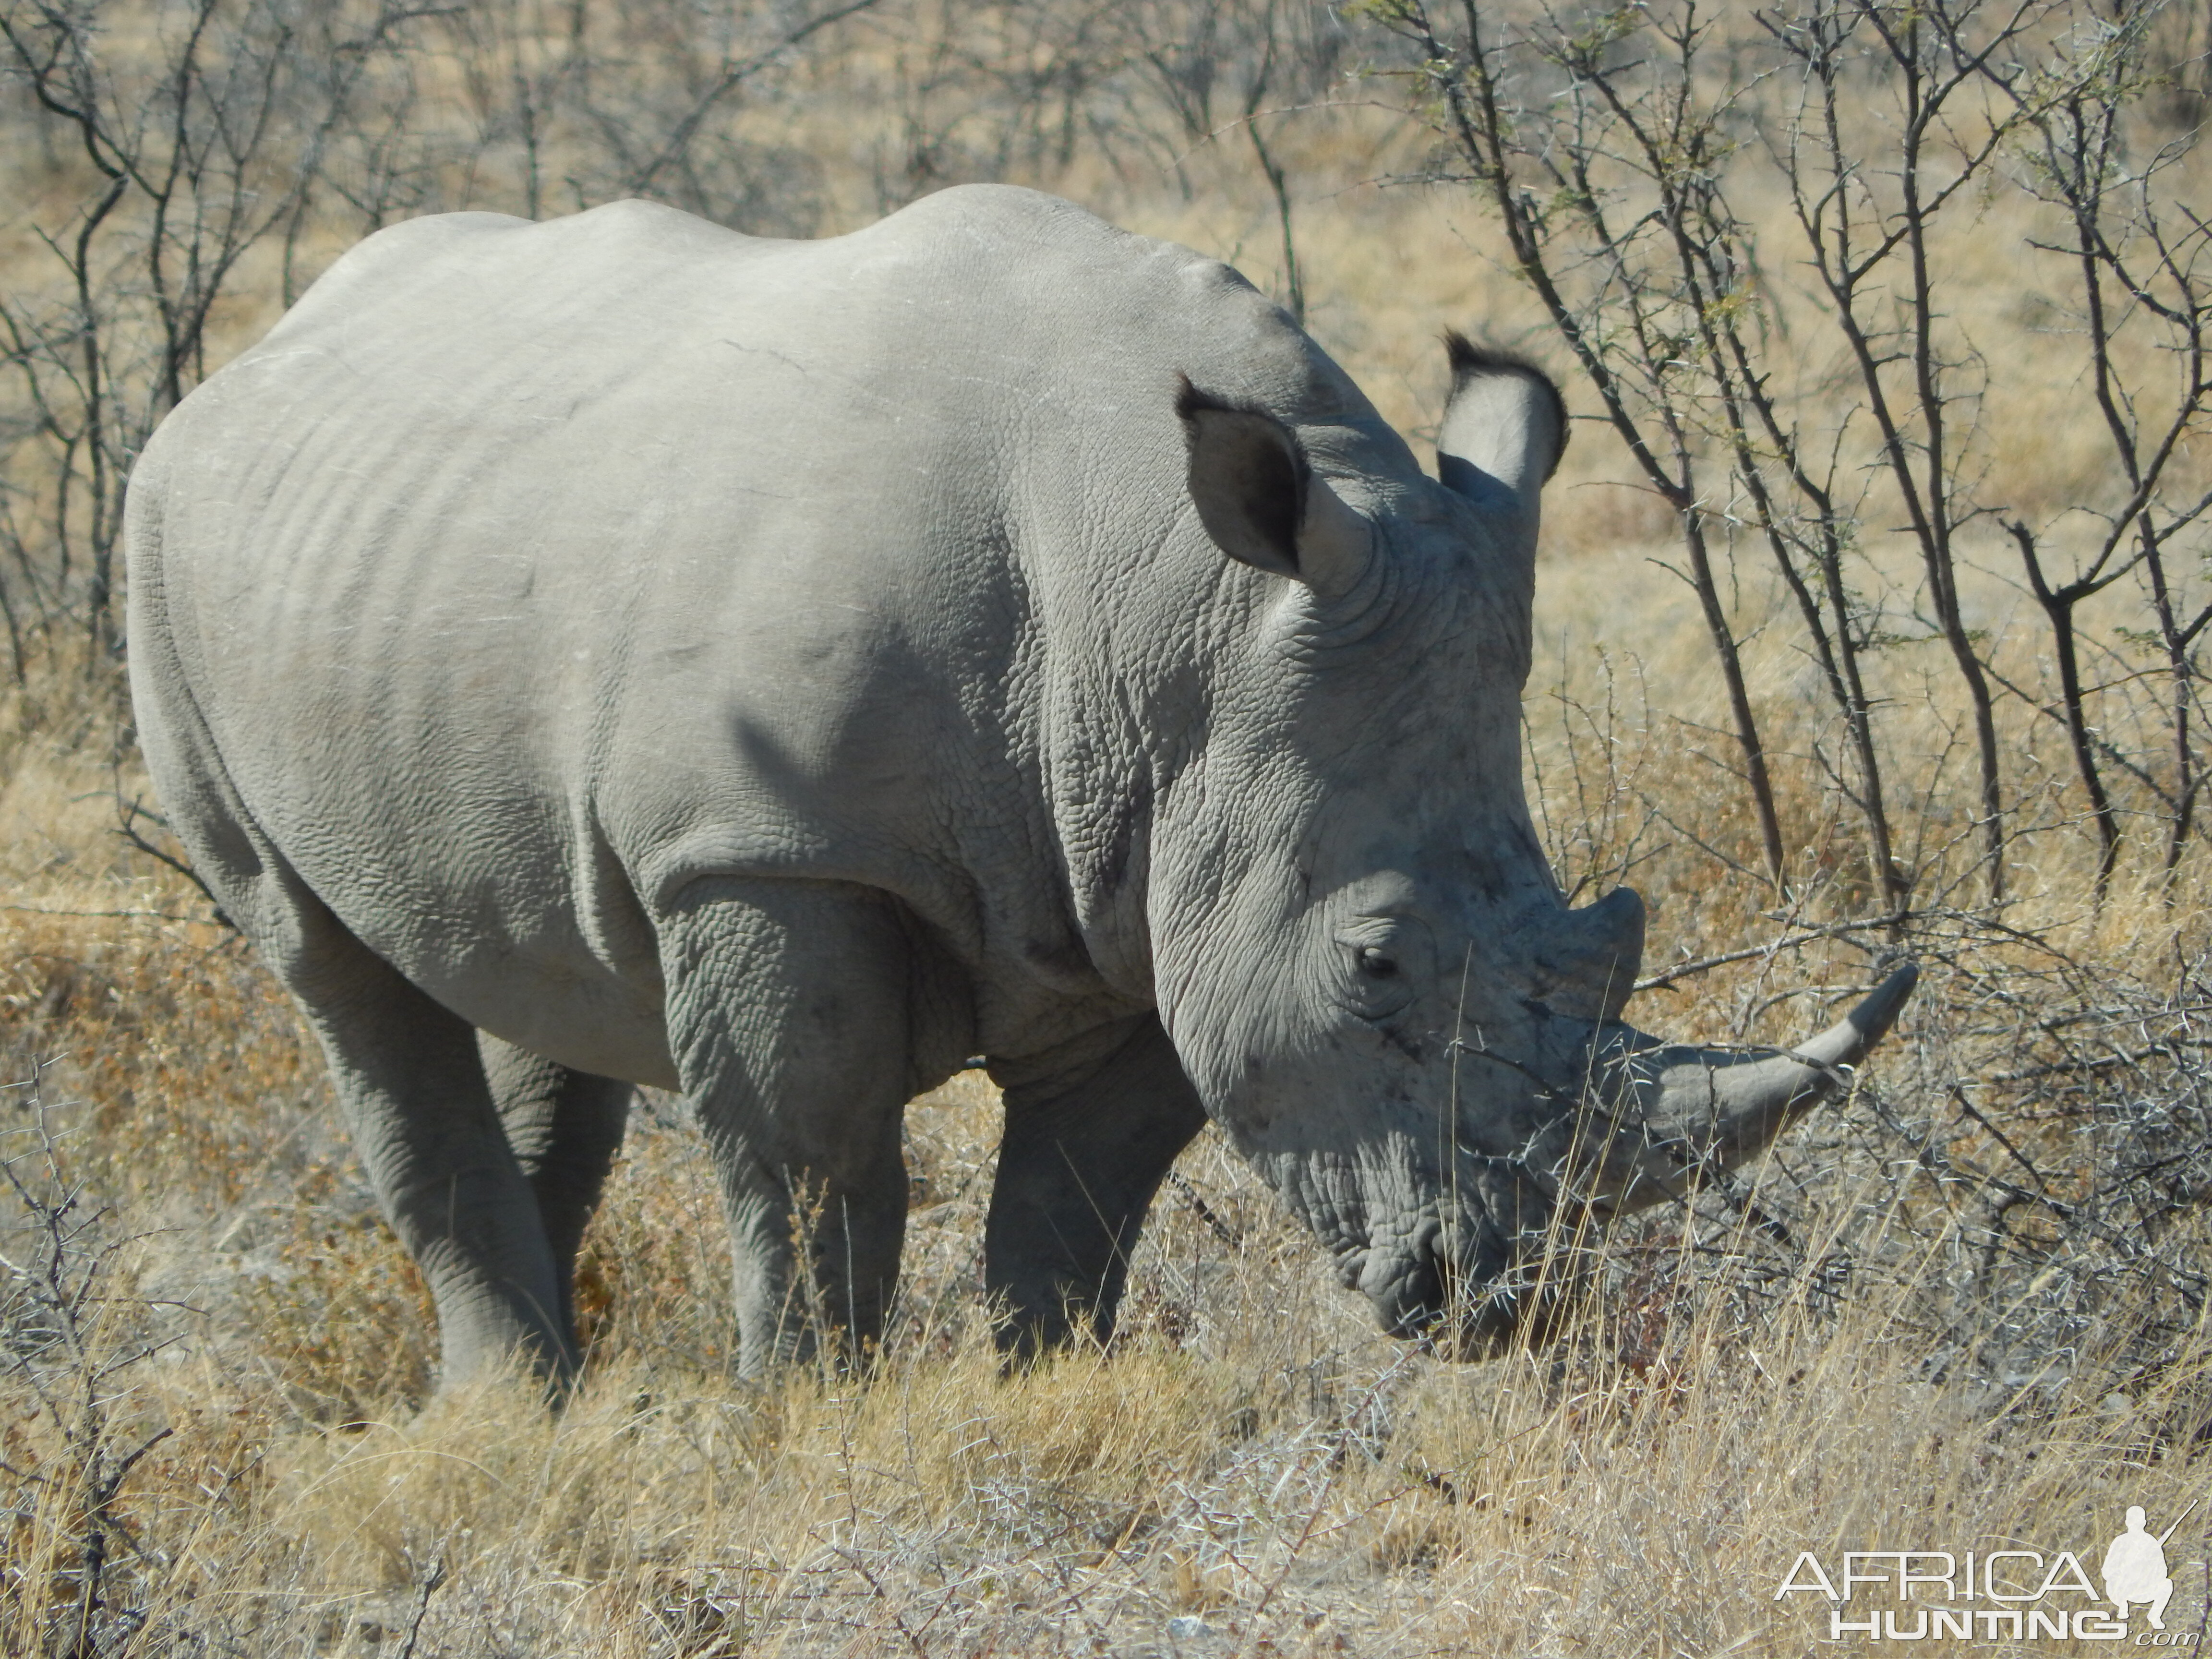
[478,1036,630,1350]
[986,1015,1207,1357]
[660,877,918,1375]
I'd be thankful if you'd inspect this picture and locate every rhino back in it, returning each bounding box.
[129,186,1390,1079]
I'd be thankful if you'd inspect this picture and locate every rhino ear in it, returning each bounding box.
[1436,334,1567,538]
[1176,375,1370,595]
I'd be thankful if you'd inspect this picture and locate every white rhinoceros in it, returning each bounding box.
[127,185,1913,1382]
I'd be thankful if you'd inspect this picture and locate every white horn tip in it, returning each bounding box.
[1848,961,1920,1049]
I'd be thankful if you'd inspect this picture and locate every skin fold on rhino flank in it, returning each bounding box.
[124,184,1916,1385]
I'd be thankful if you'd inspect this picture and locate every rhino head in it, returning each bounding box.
[1144,337,1915,1351]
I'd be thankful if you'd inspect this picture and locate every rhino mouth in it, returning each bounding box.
[1356,1225,1571,1358]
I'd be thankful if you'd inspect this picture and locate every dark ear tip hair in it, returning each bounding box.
[1442,329,1549,386]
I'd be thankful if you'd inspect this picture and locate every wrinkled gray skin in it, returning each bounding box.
[127,186,1914,1384]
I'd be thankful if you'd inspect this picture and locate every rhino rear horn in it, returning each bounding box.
[1533,887,1646,1023]
[1176,374,1370,597]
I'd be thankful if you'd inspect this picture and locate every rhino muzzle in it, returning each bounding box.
[1358,960,1920,1353]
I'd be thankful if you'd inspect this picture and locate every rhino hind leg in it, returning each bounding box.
[129,603,571,1390]
[985,1015,1207,1358]
[659,876,919,1375]
[274,910,575,1391]
[477,1036,630,1355]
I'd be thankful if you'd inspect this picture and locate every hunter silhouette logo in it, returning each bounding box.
[2105,1503,2191,1631]
[1775,1501,2203,1643]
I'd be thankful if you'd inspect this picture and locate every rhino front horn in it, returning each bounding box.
[1587,961,1920,1215]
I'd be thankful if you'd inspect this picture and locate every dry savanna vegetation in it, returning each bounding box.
[1,0,2210,1653]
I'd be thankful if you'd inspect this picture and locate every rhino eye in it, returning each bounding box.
[1332,919,1429,1021]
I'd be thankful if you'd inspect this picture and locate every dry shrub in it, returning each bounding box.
[241,1211,435,1424]
[569,1103,740,1377]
